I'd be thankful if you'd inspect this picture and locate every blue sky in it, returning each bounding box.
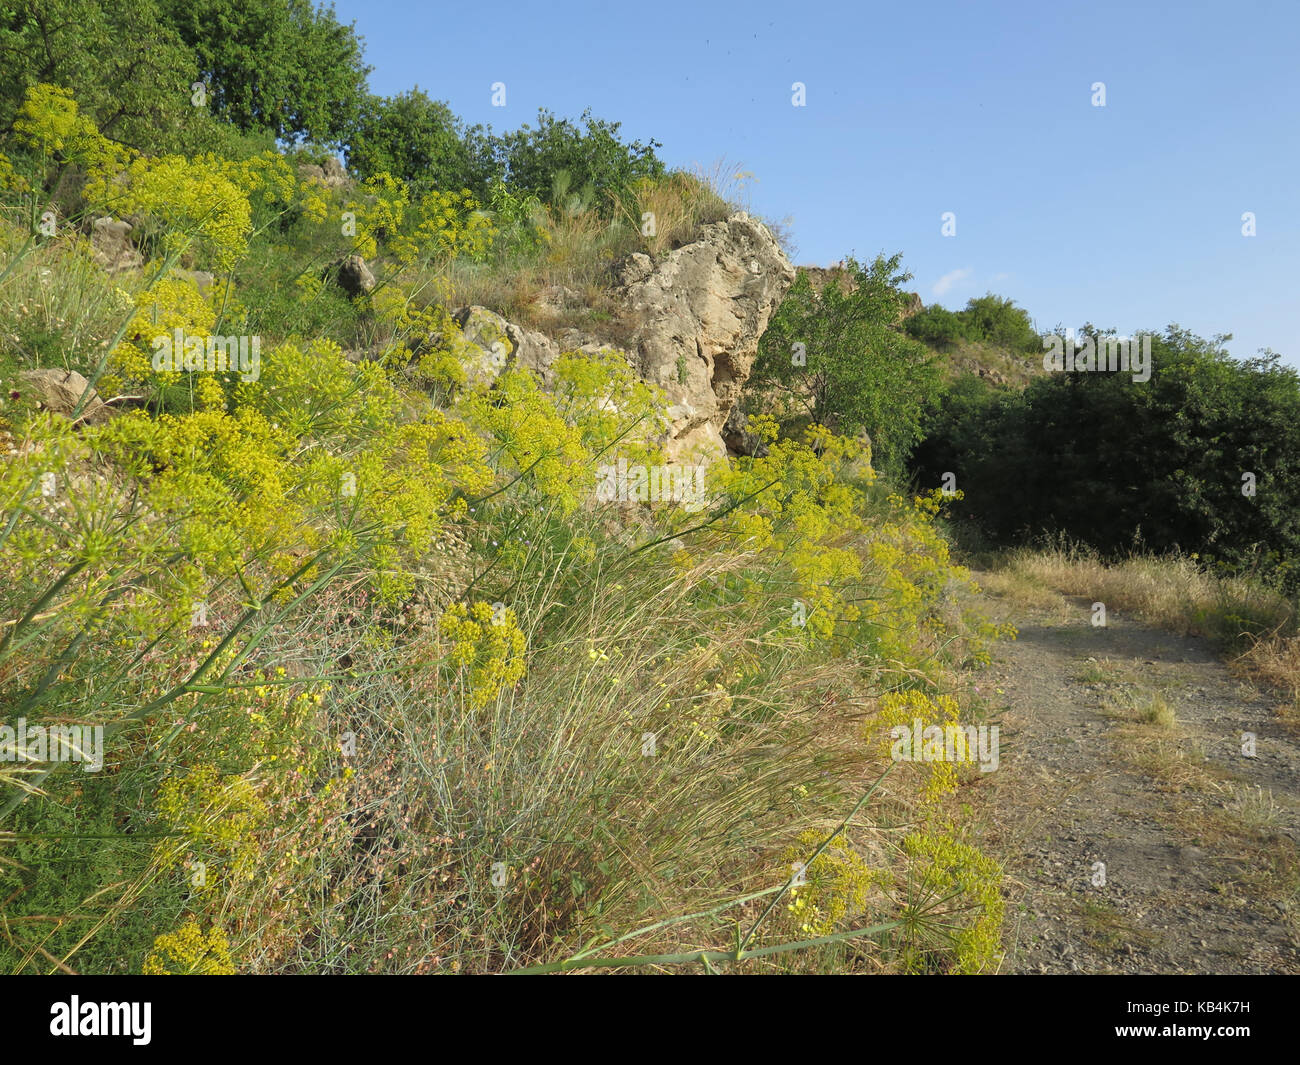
[332,0,1299,366]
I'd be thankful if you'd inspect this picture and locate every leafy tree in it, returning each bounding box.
[903,304,969,348]
[346,89,487,193]
[750,253,942,468]
[961,293,1039,352]
[158,0,371,145]
[903,293,1038,353]
[0,0,198,151]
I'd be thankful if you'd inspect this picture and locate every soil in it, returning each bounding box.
[970,578,1300,974]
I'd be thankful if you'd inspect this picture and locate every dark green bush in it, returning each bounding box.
[904,305,970,348]
[346,89,489,194]
[911,328,1300,591]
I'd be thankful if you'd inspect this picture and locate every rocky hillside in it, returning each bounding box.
[412,213,796,465]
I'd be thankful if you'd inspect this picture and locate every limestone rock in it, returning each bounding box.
[662,421,727,467]
[327,254,375,298]
[451,306,562,389]
[90,217,142,274]
[615,213,794,439]
[18,369,111,425]
[452,306,512,389]
[321,157,350,188]
[298,158,351,191]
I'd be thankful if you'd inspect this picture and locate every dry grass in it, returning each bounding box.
[0,217,136,374]
[973,567,1067,613]
[1238,637,1300,737]
[1099,685,1175,727]
[998,545,1293,642]
[438,208,635,332]
[1223,783,1287,830]
[991,545,1300,729]
[1073,895,1161,953]
[1099,684,1221,792]
[618,167,733,258]
[1125,737,1218,793]
[436,166,746,344]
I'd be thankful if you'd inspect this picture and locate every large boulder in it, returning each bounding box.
[321,157,350,188]
[722,407,769,458]
[663,421,728,466]
[451,306,513,389]
[298,157,352,191]
[614,213,794,452]
[451,306,561,389]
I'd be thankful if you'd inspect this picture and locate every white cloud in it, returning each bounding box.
[932,267,973,297]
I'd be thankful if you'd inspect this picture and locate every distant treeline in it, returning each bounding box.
[911,327,1300,593]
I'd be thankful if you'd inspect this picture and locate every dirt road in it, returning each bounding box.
[972,580,1300,974]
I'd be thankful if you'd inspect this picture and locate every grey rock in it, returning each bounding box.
[18,368,111,424]
[90,216,142,274]
[327,254,375,298]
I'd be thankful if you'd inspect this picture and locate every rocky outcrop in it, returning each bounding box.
[90,217,142,274]
[297,157,351,191]
[435,214,794,465]
[614,213,794,458]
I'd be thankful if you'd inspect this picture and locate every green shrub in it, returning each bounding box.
[912,327,1300,592]
[749,254,942,471]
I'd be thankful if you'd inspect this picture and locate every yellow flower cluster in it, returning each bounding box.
[298,175,332,225]
[142,919,236,975]
[13,84,124,174]
[782,827,874,938]
[88,153,252,271]
[0,150,28,194]
[391,188,497,266]
[715,427,869,641]
[373,292,470,393]
[439,601,527,708]
[873,688,963,803]
[156,764,265,891]
[105,275,216,394]
[554,349,668,461]
[901,828,1004,973]
[469,370,591,514]
[216,150,297,216]
[345,172,408,260]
